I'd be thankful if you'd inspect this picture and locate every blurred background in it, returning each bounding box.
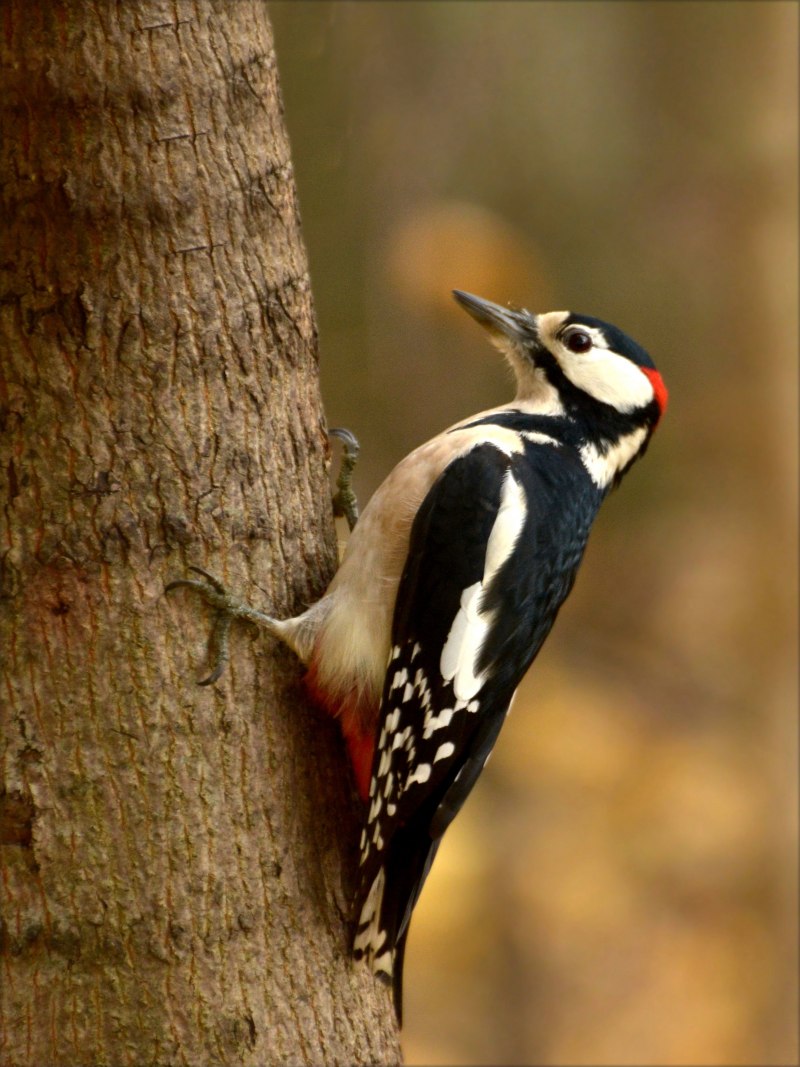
[269,3,798,1064]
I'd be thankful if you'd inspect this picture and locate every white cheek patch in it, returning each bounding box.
[440,469,527,700]
[561,348,655,412]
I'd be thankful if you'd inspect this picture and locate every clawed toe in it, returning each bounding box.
[165,567,275,685]
[165,565,228,605]
[165,568,234,684]
[330,427,361,532]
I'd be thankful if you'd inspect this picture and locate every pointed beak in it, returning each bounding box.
[452,290,536,343]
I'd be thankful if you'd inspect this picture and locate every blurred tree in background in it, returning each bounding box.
[270,2,797,1065]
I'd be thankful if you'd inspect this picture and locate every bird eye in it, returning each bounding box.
[563,329,593,354]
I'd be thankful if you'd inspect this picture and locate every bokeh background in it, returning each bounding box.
[269,3,798,1064]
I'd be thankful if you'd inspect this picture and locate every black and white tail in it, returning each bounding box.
[353,824,440,1023]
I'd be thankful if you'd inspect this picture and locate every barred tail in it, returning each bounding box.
[353,867,394,979]
[353,831,441,1024]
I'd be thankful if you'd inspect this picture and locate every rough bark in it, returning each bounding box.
[0,2,401,1064]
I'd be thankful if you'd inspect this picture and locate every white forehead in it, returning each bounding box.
[535,310,571,342]
[537,311,614,353]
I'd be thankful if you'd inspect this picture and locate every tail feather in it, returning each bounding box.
[353,829,441,1022]
[353,867,390,966]
[352,865,404,1021]
[391,928,410,1026]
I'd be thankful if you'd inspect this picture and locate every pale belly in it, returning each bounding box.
[308,412,532,712]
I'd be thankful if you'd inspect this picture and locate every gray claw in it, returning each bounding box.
[330,427,361,532]
[329,427,360,454]
[197,612,232,686]
[165,568,268,685]
[186,565,227,594]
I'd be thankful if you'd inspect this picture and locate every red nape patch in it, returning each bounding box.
[642,367,669,423]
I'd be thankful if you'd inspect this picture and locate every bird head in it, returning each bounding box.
[453,289,668,432]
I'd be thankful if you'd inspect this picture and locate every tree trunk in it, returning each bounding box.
[0,3,401,1064]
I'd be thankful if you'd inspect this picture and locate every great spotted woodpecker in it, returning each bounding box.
[168,290,667,1021]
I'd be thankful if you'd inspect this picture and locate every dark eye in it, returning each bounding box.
[563,329,593,354]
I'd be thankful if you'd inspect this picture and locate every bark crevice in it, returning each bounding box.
[0,3,401,1064]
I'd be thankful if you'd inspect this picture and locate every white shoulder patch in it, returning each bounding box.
[440,469,527,700]
[439,581,487,701]
[483,471,527,583]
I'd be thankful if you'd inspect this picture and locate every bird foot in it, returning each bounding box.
[165,566,276,685]
[330,427,360,532]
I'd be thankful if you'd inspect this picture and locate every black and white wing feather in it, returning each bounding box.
[352,436,600,1020]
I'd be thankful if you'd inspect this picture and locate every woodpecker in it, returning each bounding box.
[168,290,667,1022]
